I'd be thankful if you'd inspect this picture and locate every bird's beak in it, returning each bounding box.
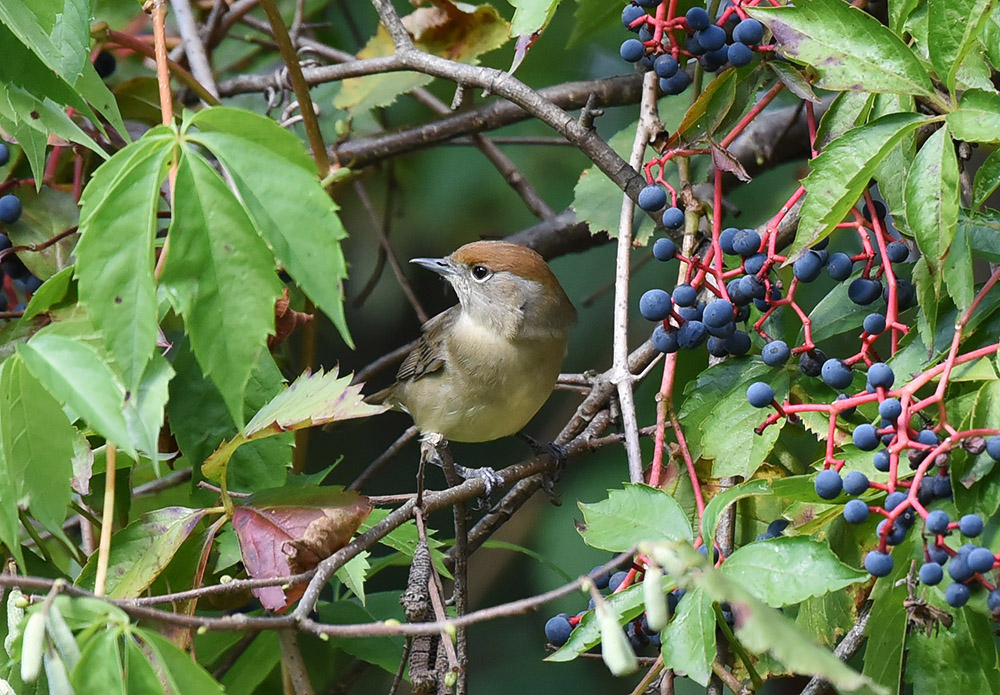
[410,256,459,276]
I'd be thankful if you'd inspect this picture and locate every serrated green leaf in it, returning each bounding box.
[905,600,1000,693]
[983,7,1000,71]
[188,108,352,347]
[73,628,125,695]
[861,566,909,690]
[651,543,885,694]
[927,0,994,94]
[912,256,941,349]
[973,148,1000,207]
[76,507,206,598]
[75,129,174,390]
[122,633,164,694]
[509,0,560,35]
[679,360,787,479]
[0,360,24,567]
[578,484,693,552]
[660,587,715,686]
[748,0,934,97]
[869,93,916,217]
[815,91,876,151]
[961,209,1000,262]
[568,0,619,46]
[791,112,927,254]
[889,0,921,32]
[720,537,867,607]
[943,222,974,312]
[335,551,370,605]
[947,89,1000,143]
[768,61,820,103]
[701,479,773,546]
[677,65,760,143]
[902,125,959,270]
[0,0,88,84]
[160,147,282,429]
[18,332,135,457]
[138,628,225,695]
[0,354,76,537]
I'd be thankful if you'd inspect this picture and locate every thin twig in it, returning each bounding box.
[278,630,315,695]
[171,0,219,97]
[797,603,872,695]
[93,443,117,597]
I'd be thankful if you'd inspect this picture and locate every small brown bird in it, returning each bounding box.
[368,241,576,448]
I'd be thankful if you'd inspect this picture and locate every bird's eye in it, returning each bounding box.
[471,265,491,281]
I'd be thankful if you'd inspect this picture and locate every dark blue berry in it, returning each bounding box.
[638,185,667,211]
[878,398,901,421]
[696,25,726,51]
[702,299,734,327]
[672,284,697,307]
[94,50,117,78]
[640,289,673,321]
[863,313,886,334]
[742,253,766,276]
[591,566,611,590]
[836,393,857,417]
[732,229,761,257]
[987,436,1000,461]
[726,278,750,306]
[827,253,854,281]
[685,7,711,30]
[653,237,678,261]
[707,319,736,339]
[853,424,879,451]
[19,275,42,295]
[545,615,573,646]
[861,200,887,221]
[988,589,1000,614]
[746,381,774,408]
[659,70,691,95]
[653,54,679,78]
[719,227,738,254]
[926,510,949,534]
[887,279,915,309]
[843,499,869,524]
[726,331,751,356]
[968,547,995,574]
[945,582,970,607]
[0,144,9,167]
[959,514,983,537]
[919,562,943,585]
[620,39,646,62]
[652,325,680,353]
[884,491,905,511]
[843,471,869,495]
[814,469,843,499]
[0,195,22,224]
[885,241,908,263]
[877,519,908,545]
[727,41,754,67]
[661,206,684,229]
[677,301,703,322]
[793,252,823,282]
[608,570,629,592]
[821,359,853,390]
[928,543,950,565]
[799,349,826,378]
[948,554,974,582]
[867,363,894,389]
[623,4,646,30]
[677,319,707,348]
[733,18,764,45]
[916,429,938,447]
[739,274,765,300]
[766,519,789,536]
[707,336,729,357]
[932,475,952,498]
[761,340,790,366]
[864,551,893,577]
[848,277,882,305]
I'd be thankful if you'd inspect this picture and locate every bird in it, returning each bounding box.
[366,240,576,487]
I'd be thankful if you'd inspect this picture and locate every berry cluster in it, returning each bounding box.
[620,1,769,97]
[0,143,45,307]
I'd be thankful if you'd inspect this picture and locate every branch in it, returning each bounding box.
[797,602,872,695]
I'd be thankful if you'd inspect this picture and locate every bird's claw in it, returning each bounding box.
[453,464,504,503]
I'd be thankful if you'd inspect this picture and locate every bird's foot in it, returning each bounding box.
[452,464,504,501]
[517,432,567,503]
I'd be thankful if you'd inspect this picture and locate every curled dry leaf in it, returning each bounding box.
[231,487,373,612]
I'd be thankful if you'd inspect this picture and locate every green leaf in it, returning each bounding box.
[861,570,909,690]
[75,129,174,389]
[943,223,975,312]
[335,551,370,605]
[18,332,135,457]
[316,598,406,673]
[160,147,282,428]
[973,148,1000,207]
[651,542,885,694]
[912,256,941,348]
[138,628,225,695]
[72,628,125,695]
[927,0,994,94]
[701,478,772,544]
[568,0,619,46]
[188,108,352,347]
[0,362,24,567]
[122,354,174,473]
[76,507,207,598]
[791,112,927,254]
[660,587,716,686]
[961,210,1000,262]
[814,91,876,152]
[902,125,959,269]
[509,0,561,35]
[905,600,1000,693]
[947,89,1000,142]
[983,7,1000,71]
[679,360,787,479]
[869,93,916,217]
[0,0,88,84]
[5,186,79,280]
[0,355,76,536]
[572,121,657,244]
[747,0,934,97]
[577,484,693,552]
[677,65,761,143]
[889,0,921,32]
[720,537,868,607]
[768,61,820,104]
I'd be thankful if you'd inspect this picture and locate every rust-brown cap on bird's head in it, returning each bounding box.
[449,240,562,289]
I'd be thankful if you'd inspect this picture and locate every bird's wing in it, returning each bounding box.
[395,307,455,382]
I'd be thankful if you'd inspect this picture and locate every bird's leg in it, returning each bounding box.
[420,432,503,502]
[516,432,567,502]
